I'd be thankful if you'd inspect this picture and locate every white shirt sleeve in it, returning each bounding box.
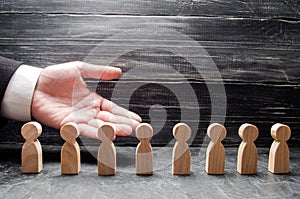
[0,65,43,121]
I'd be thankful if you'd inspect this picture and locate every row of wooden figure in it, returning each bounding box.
[21,121,291,176]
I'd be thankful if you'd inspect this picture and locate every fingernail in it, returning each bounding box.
[109,67,121,73]
[130,119,140,129]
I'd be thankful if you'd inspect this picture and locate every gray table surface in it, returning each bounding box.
[1,147,300,199]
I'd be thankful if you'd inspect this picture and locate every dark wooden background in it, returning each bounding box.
[0,0,299,147]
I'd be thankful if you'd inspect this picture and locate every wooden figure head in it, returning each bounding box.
[173,123,191,142]
[271,123,291,142]
[98,124,115,142]
[60,122,80,143]
[238,123,259,143]
[207,123,226,143]
[21,121,42,141]
[136,123,153,142]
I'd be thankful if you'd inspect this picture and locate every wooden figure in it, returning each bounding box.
[268,123,291,174]
[205,123,226,175]
[98,124,116,176]
[136,123,153,175]
[21,121,43,174]
[237,123,259,174]
[60,122,80,175]
[172,123,191,175]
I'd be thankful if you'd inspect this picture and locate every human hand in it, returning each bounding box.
[31,61,142,139]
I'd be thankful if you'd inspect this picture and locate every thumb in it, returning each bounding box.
[75,61,122,80]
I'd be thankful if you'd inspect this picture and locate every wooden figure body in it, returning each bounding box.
[268,123,291,174]
[172,123,191,175]
[205,123,226,175]
[98,124,116,176]
[237,123,259,174]
[60,122,80,175]
[136,123,153,175]
[21,122,43,174]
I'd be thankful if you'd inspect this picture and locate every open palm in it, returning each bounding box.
[32,61,141,139]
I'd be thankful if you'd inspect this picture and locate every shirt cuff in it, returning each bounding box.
[0,65,43,121]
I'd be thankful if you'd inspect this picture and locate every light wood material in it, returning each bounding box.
[136,123,153,175]
[98,124,116,176]
[172,123,191,175]
[237,123,259,174]
[268,123,291,174]
[60,122,80,175]
[206,123,226,175]
[21,122,42,174]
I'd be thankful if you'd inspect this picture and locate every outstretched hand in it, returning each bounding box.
[31,61,142,139]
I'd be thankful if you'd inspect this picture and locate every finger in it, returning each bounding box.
[97,111,140,130]
[89,119,133,137]
[100,98,142,122]
[79,121,132,140]
[75,61,122,80]
[106,122,133,137]
[88,119,104,128]
[77,123,99,140]
[89,120,116,141]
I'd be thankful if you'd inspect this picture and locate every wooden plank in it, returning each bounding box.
[0,0,299,19]
[0,82,299,147]
[0,14,299,42]
[0,15,299,84]
[1,45,299,83]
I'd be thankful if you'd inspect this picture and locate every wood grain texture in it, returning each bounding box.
[172,123,191,175]
[98,125,116,176]
[237,123,259,175]
[206,123,226,175]
[0,0,299,19]
[60,122,80,175]
[268,123,291,174]
[136,123,153,175]
[0,1,299,147]
[21,122,43,174]
[0,14,298,84]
